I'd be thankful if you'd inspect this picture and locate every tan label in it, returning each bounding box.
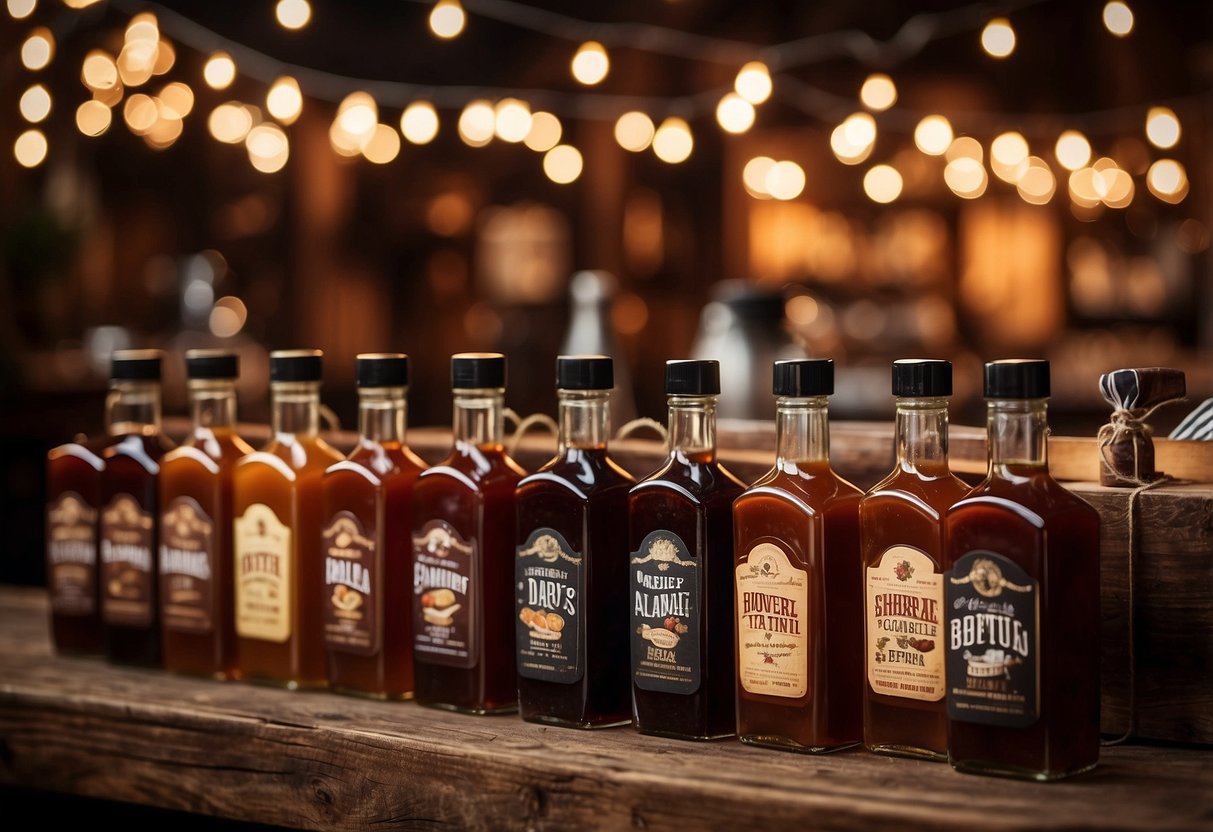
[866,545,944,702]
[160,496,215,634]
[100,493,155,626]
[234,503,292,643]
[735,542,808,699]
[323,511,378,656]
[47,492,98,616]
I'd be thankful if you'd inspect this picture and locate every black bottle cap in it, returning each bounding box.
[984,359,1050,399]
[773,359,833,396]
[270,349,323,383]
[556,355,613,390]
[111,349,163,381]
[892,359,952,397]
[665,359,720,395]
[356,353,409,387]
[452,352,506,389]
[185,349,239,380]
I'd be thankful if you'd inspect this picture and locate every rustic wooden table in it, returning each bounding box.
[1,586,1209,831]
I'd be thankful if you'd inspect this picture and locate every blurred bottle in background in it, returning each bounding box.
[561,271,637,428]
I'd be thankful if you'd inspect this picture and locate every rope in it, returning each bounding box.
[614,417,668,444]
[504,408,558,457]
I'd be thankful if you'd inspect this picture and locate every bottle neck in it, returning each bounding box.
[189,380,238,431]
[895,396,950,474]
[558,389,611,453]
[359,386,407,445]
[668,395,718,462]
[106,381,162,436]
[271,382,321,438]
[987,398,1049,472]
[453,388,505,449]
[775,396,829,469]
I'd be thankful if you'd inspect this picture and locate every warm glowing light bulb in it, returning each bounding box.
[571,41,609,86]
[458,99,495,146]
[742,156,776,198]
[123,93,158,134]
[543,144,583,184]
[981,18,1016,58]
[830,124,871,165]
[204,53,236,90]
[246,122,289,173]
[401,101,439,145]
[14,128,47,167]
[1145,106,1180,149]
[1016,157,1056,205]
[152,38,175,76]
[7,0,36,20]
[765,160,805,201]
[429,0,465,40]
[524,111,561,152]
[1054,130,1091,171]
[652,117,693,164]
[863,164,903,203]
[82,50,119,91]
[715,93,755,134]
[914,115,952,155]
[614,111,654,152]
[734,61,772,105]
[337,92,378,144]
[266,76,302,125]
[21,28,54,70]
[1147,159,1187,203]
[275,0,311,30]
[944,157,987,198]
[1103,2,1133,36]
[208,102,255,144]
[859,74,897,111]
[75,100,112,137]
[363,124,401,164]
[843,112,877,150]
[157,82,194,119]
[19,84,51,123]
[494,98,532,143]
[946,136,983,163]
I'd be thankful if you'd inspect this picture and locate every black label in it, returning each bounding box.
[630,529,700,695]
[515,528,583,683]
[323,511,379,656]
[946,551,1039,727]
[412,520,477,668]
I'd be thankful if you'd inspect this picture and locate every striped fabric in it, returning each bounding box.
[1171,398,1213,441]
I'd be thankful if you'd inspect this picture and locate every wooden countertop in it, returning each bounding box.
[0,588,1209,831]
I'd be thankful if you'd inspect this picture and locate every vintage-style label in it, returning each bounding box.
[412,520,477,668]
[736,542,808,698]
[159,496,215,634]
[946,551,1039,727]
[323,511,379,656]
[234,503,292,643]
[100,493,155,627]
[866,545,944,702]
[630,530,700,694]
[515,528,583,683]
[47,492,98,616]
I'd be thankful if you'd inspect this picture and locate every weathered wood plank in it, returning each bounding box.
[0,588,1211,831]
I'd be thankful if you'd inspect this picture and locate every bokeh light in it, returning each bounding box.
[1055,130,1092,171]
[543,144,583,184]
[652,117,693,163]
[429,0,465,39]
[914,115,952,155]
[457,99,495,147]
[14,128,47,167]
[571,41,609,85]
[1145,106,1180,149]
[981,18,1016,58]
[716,93,756,134]
[614,111,655,152]
[859,74,897,111]
[401,101,440,144]
[524,111,561,152]
[266,76,302,124]
[734,62,772,104]
[203,53,236,90]
[275,0,311,30]
[1103,2,1134,36]
[494,98,533,143]
[863,164,903,203]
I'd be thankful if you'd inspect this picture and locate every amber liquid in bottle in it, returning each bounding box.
[47,438,106,654]
[233,371,341,688]
[945,393,1100,780]
[323,381,426,699]
[160,374,253,679]
[412,378,525,713]
[860,396,969,759]
[515,386,635,728]
[734,394,864,751]
[630,391,745,739]
[101,377,173,666]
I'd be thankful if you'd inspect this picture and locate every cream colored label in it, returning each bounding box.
[234,503,292,643]
[735,542,808,698]
[866,545,944,702]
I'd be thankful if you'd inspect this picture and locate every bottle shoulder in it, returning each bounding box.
[862,468,971,511]
[634,456,747,497]
[521,450,635,495]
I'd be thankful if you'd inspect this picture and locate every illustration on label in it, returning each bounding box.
[160,496,215,634]
[47,492,98,616]
[946,551,1039,727]
[412,520,477,668]
[515,528,583,683]
[630,530,700,695]
[100,493,155,627]
[323,511,379,656]
[234,503,292,643]
[866,545,944,702]
[736,542,808,699]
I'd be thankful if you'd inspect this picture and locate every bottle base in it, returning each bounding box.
[949,757,1098,782]
[740,734,860,754]
[418,700,517,716]
[522,713,632,730]
[638,726,734,741]
[331,685,415,702]
[866,742,947,762]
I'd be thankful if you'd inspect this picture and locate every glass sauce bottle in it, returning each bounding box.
[629,359,745,739]
[860,360,969,759]
[47,434,105,654]
[233,350,342,689]
[412,353,525,713]
[733,359,864,751]
[100,350,173,666]
[944,359,1101,780]
[515,355,635,728]
[159,351,252,679]
[322,354,426,699]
